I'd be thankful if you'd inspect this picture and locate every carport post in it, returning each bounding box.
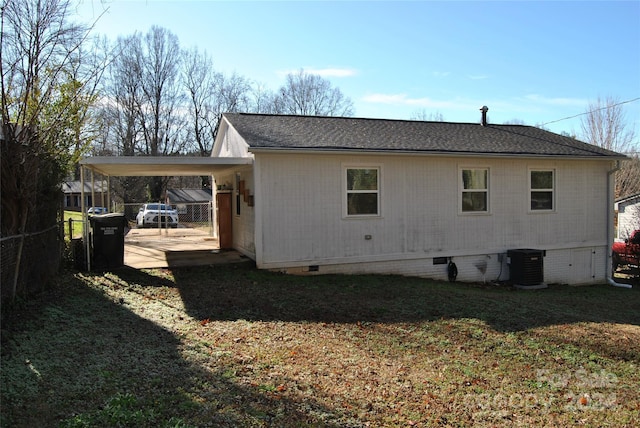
[99,174,107,210]
[90,169,95,214]
[209,199,214,237]
[81,166,91,271]
[80,166,85,217]
[157,200,165,235]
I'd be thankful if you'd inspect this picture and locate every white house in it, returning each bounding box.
[615,192,640,239]
[210,112,624,285]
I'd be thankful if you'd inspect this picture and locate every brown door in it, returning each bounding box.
[216,193,232,249]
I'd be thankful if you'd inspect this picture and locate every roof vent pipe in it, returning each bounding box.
[480,106,489,126]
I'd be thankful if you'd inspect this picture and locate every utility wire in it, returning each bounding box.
[541,97,640,126]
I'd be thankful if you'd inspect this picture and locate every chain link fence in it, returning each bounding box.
[1,202,216,305]
[116,202,215,233]
[1,224,63,304]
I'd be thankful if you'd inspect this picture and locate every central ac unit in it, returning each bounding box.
[507,249,544,286]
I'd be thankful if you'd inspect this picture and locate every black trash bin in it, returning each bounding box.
[89,213,127,270]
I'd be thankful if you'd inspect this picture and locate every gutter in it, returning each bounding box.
[247,146,628,161]
[607,160,632,288]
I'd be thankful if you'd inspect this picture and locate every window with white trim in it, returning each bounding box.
[460,168,489,213]
[530,169,554,211]
[345,167,380,216]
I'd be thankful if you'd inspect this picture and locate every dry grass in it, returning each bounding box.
[2,262,639,427]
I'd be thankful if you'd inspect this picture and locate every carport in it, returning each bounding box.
[78,156,252,270]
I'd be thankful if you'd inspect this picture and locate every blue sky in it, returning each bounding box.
[76,0,640,142]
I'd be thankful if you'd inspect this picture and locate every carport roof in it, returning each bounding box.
[79,156,252,177]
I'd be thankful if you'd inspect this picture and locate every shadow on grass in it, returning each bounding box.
[0,271,348,427]
[114,262,640,367]
[3,264,639,426]
[151,262,640,331]
[166,263,640,365]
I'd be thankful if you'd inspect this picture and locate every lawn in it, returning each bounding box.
[1,262,639,427]
[63,211,86,240]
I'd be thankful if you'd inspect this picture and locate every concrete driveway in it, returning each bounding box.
[124,227,247,269]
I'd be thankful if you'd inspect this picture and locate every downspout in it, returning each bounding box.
[606,160,632,288]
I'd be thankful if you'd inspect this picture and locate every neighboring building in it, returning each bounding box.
[167,188,212,203]
[166,188,212,223]
[62,180,108,212]
[615,193,640,239]
[210,112,625,285]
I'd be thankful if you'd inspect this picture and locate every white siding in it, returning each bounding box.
[278,246,607,285]
[213,168,256,259]
[211,120,252,158]
[616,196,640,239]
[251,152,612,285]
[233,168,256,257]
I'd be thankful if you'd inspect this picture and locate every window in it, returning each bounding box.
[530,170,554,211]
[461,168,489,213]
[345,167,379,216]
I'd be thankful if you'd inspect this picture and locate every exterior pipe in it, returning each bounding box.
[608,277,632,288]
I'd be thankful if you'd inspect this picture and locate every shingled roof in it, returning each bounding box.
[167,188,212,203]
[62,180,107,193]
[223,113,625,158]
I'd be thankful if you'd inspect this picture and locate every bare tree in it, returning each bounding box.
[1,0,100,158]
[137,26,185,200]
[183,47,252,187]
[276,69,354,116]
[214,72,251,116]
[183,46,216,158]
[139,26,185,158]
[95,32,149,205]
[616,154,640,199]
[104,33,144,157]
[581,96,637,153]
[410,109,444,122]
[101,26,186,200]
[580,96,640,199]
[1,0,100,233]
[1,0,104,301]
[251,82,280,114]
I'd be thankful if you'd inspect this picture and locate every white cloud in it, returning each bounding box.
[523,94,587,107]
[432,71,451,78]
[361,93,472,110]
[308,67,358,77]
[360,92,592,127]
[277,67,358,78]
